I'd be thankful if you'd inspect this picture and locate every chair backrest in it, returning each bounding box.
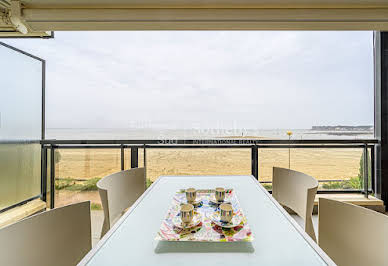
[0,201,91,266]
[319,198,388,266]
[272,167,318,241]
[97,168,145,232]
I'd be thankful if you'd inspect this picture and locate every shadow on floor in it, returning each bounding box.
[290,214,318,240]
[91,210,104,247]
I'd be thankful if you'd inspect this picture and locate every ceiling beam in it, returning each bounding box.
[18,0,388,9]
[23,7,388,30]
[3,0,388,33]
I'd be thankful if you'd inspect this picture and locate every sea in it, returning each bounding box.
[45,128,374,140]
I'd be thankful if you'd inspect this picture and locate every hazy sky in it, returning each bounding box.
[4,31,374,129]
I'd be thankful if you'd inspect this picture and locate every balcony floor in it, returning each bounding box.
[0,199,46,229]
[91,210,104,247]
[313,193,385,213]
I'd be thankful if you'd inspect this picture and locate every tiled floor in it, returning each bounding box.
[290,214,318,239]
[91,210,104,247]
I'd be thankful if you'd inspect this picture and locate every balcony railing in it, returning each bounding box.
[40,138,378,209]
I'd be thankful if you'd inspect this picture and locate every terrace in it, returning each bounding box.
[1,1,388,265]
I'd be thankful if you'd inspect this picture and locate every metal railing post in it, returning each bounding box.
[143,145,147,189]
[371,145,375,194]
[50,145,55,208]
[131,147,139,168]
[41,146,47,202]
[251,145,258,180]
[120,145,125,170]
[363,144,369,198]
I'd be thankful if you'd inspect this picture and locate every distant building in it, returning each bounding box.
[311,125,373,131]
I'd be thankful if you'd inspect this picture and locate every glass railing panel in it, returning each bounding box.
[0,43,43,210]
[0,143,41,210]
[54,148,121,209]
[0,45,42,140]
[124,148,131,170]
[145,148,251,186]
[258,148,365,191]
[258,148,289,190]
[139,148,145,168]
[364,147,372,192]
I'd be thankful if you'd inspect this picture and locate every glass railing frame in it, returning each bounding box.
[41,138,378,209]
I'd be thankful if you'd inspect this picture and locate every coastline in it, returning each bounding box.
[54,147,363,208]
[49,129,370,208]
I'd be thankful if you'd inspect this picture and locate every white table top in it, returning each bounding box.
[80,175,334,266]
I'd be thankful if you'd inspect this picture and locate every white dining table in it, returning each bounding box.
[79,175,335,266]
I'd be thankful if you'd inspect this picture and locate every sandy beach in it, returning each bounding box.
[53,147,364,207]
[55,148,363,182]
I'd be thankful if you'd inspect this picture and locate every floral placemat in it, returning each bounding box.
[155,189,254,242]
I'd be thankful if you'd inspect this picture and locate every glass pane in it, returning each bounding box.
[361,148,372,191]
[0,45,42,140]
[145,148,251,185]
[0,143,41,209]
[258,148,364,190]
[124,148,131,170]
[0,43,43,210]
[54,149,121,209]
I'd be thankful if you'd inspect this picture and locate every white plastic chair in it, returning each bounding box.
[0,201,91,266]
[97,167,145,237]
[272,167,318,242]
[319,197,388,266]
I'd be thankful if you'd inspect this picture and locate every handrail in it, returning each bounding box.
[0,140,41,144]
[43,144,375,149]
[41,138,379,145]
